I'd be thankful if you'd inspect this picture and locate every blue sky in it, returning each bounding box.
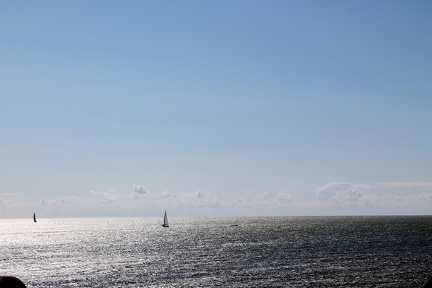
[1,1,431,218]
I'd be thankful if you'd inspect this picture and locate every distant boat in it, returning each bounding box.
[33,212,37,223]
[162,211,169,227]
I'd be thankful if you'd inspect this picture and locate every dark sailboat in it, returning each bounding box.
[33,212,37,223]
[162,211,169,227]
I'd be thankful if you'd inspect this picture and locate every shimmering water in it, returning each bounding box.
[1,216,431,287]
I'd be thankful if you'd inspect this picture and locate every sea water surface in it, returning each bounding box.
[1,216,431,287]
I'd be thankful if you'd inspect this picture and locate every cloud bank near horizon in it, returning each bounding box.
[315,181,432,215]
[1,182,431,218]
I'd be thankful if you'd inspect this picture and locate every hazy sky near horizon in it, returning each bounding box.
[1,1,432,218]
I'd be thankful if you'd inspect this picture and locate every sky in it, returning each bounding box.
[1,1,432,218]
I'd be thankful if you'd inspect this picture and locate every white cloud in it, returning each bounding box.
[275,191,297,204]
[259,190,296,205]
[133,184,149,195]
[159,190,175,199]
[316,182,352,200]
[316,182,363,203]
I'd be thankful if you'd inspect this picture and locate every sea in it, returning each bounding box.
[1,216,431,287]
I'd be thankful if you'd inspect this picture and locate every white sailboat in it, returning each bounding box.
[162,210,169,227]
